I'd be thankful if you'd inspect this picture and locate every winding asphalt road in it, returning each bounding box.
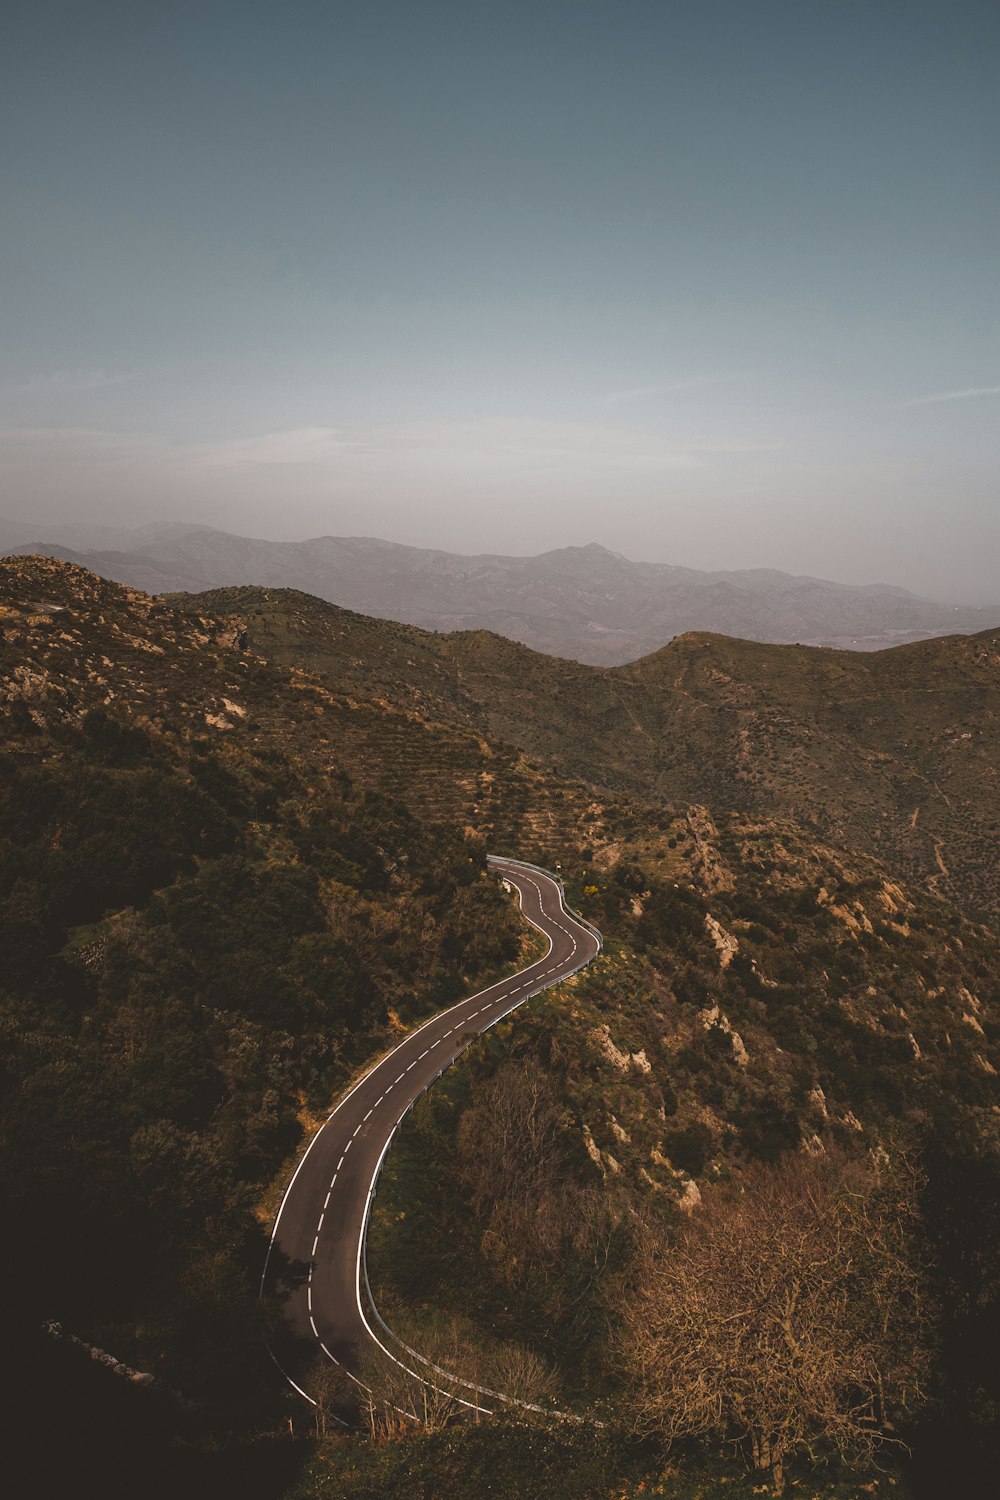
[261,855,601,1406]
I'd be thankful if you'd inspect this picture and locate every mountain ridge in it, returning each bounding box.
[160,577,1000,928]
[3,521,994,664]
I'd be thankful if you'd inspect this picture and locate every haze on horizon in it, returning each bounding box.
[1,0,997,605]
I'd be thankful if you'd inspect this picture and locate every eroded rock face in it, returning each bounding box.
[705,913,739,968]
[809,1085,829,1119]
[589,1024,652,1074]
[590,1024,630,1072]
[677,1178,702,1214]
[686,805,735,893]
[582,1122,603,1169]
[215,619,249,652]
[697,1004,749,1066]
[581,1121,624,1176]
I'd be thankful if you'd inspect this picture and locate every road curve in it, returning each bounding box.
[262,856,602,1406]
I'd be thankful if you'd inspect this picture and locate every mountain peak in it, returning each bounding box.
[3,523,995,666]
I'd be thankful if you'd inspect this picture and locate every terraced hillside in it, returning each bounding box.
[2,559,635,870]
[175,584,1000,925]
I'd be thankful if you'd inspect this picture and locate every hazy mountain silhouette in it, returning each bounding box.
[2,520,995,664]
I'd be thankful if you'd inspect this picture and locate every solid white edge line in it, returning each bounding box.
[263,855,600,1414]
[348,862,597,1414]
[260,866,556,1286]
[352,1122,494,1415]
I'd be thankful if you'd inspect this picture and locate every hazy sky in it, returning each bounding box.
[2,0,997,601]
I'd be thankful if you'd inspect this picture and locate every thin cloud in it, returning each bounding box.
[604,372,749,404]
[347,418,701,470]
[896,384,1000,409]
[604,383,664,405]
[187,427,351,468]
[1,425,167,458]
[12,368,148,395]
[0,419,702,499]
[0,419,698,472]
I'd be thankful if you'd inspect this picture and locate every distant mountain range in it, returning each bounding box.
[2,518,995,664]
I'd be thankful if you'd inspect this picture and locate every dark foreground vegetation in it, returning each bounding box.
[1,556,998,1497]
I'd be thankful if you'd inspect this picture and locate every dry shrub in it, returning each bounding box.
[614,1149,930,1492]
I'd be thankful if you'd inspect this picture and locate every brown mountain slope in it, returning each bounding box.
[4,555,1000,1496]
[6,556,998,1187]
[613,629,1000,924]
[171,583,1000,925]
[0,558,631,867]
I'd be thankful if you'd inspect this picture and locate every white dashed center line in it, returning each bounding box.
[278,857,601,1409]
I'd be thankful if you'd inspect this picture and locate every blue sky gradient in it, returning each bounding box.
[1,1,997,599]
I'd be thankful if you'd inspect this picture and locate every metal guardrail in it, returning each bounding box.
[356,854,603,1421]
[266,853,604,1417]
[486,853,604,954]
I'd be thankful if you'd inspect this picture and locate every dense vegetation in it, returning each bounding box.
[2,555,998,1498]
[0,560,528,1493]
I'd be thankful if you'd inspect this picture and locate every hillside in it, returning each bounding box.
[2,556,999,1498]
[5,520,996,662]
[0,555,534,1493]
[172,584,1000,926]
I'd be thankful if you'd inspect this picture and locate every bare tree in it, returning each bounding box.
[310,1355,355,1437]
[458,1058,565,1230]
[614,1150,930,1493]
[458,1058,621,1302]
[356,1318,490,1439]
